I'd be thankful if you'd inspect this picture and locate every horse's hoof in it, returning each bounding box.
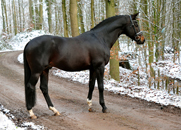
[30,115,37,119]
[88,108,96,112]
[54,111,61,116]
[102,108,110,113]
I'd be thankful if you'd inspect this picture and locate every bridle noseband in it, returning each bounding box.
[129,15,142,41]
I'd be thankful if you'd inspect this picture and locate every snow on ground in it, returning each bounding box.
[10,30,48,51]
[0,30,47,52]
[1,30,181,129]
[0,111,24,130]
[0,104,44,130]
[152,60,181,80]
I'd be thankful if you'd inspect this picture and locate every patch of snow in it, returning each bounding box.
[152,61,181,80]
[1,30,47,52]
[17,53,23,64]
[0,104,44,130]
[0,111,24,130]
[9,30,47,51]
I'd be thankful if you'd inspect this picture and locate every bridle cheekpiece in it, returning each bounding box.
[129,15,142,41]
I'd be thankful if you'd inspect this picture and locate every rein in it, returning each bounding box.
[129,15,142,41]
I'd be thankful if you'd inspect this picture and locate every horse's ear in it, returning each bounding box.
[131,12,139,20]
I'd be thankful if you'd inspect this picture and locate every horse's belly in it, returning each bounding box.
[57,65,90,72]
[54,60,90,72]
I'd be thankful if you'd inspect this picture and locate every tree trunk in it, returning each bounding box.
[160,0,165,60]
[39,0,43,30]
[70,0,79,37]
[2,0,9,34]
[46,0,53,33]
[62,0,68,37]
[77,0,85,34]
[22,0,25,30]
[1,0,6,32]
[105,0,120,82]
[34,0,39,30]
[29,0,34,29]
[54,0,59,35]
[153,0,159,62]
[12,0,17,35]
[132,0,137,13]
[18,0,22,32]
[141,0,148,73]
[8,0,12,34]
[91,0,95,29]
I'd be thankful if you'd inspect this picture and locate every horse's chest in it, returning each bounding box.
[91,49,110,66]
[104,52,110,65]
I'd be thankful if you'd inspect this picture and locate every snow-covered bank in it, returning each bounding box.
[1,30,47,52]
[0,104,44,130]
[0,111,24,130]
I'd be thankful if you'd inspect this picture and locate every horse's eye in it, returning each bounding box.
[134,21,138,27]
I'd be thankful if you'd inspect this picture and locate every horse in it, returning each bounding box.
[24,13,145,119]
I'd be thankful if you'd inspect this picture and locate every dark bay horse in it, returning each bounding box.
[24,13,145,119]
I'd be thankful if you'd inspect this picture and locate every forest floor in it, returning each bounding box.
[0,51,181,130]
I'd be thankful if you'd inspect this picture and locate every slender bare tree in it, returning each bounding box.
[70,0,79,37]
[105,0,120,82]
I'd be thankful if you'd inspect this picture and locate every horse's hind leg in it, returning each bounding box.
[26,73,40,119]
[87,69,96,112]
[40,69,60,116]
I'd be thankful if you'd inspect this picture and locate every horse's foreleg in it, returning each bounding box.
[40,69,60,116]
[49,106,60,116]
[96,66,109,113]
[87,69,96,112]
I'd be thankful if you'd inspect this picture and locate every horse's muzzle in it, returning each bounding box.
[135,32,145,44]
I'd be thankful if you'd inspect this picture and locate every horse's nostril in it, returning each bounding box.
[141,36,145,42]
[135,35,141,41]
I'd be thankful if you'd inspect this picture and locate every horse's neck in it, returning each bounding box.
[93,17,126,49]
[107,28,123,48]
[93,26,123,49]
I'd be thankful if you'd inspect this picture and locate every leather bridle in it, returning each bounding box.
[129,15,142,41]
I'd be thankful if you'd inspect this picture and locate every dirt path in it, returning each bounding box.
[0,51,181,130]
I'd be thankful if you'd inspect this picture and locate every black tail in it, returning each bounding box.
[24,46,36,110]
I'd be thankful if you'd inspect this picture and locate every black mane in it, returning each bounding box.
[91,15,123,30]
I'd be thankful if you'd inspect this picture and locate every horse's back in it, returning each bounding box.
[25,35,63,51]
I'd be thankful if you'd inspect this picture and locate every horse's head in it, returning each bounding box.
[124,13,145,45]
